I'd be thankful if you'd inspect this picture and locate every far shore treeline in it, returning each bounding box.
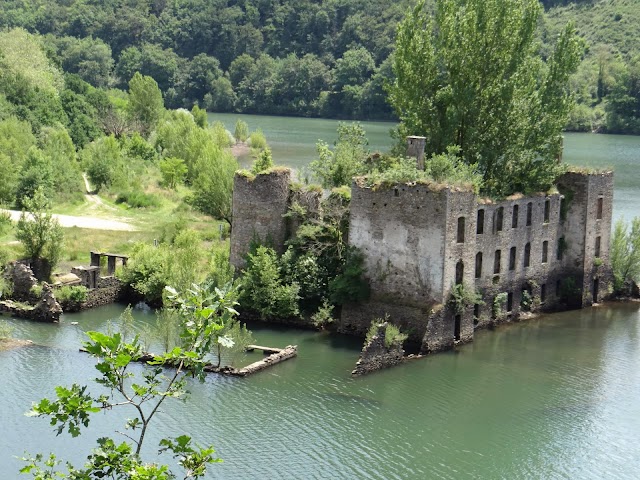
[0,0,638,133]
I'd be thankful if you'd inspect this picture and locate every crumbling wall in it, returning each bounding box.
[352,322,405,376]
[348,181,449,305]
[4,262,38,301]
[558,170,614,305]
[230,169,292,270]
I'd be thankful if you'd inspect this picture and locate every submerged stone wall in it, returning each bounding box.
[352,322,405,376]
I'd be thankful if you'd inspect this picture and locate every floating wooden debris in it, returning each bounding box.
[246,344,283,354]
[233,345,297,376]
[80,344,298,377]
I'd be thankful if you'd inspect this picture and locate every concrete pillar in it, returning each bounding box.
[406,136,426,170]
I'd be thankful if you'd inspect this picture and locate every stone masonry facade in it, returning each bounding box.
[341,169,614,353]
[230,157,614,355]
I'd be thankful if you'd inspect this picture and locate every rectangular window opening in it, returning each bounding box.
[557,237,565,261]
[507,292,513,312]
[524,243,531,268]
[457,217,465,243]
[477,209,484,235]
[544,199,550,224]
[496,207,504,232]
[542,241,549,264]
[541,284,547,303]
[509,247,516,271]
[597,197,603,220]
[475,252,483,279]
[494,250,501,274]
[512,205,519,228]
[526,202,533,226]
[595,236,601,258]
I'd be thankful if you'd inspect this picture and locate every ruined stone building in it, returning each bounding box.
[230,142,614,354]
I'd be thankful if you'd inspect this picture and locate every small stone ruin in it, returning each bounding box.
[352,322,405,376]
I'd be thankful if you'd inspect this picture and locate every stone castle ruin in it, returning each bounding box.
[230,139,614,354]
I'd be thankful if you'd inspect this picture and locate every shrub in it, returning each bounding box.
[424,146,482,193]
[559,276,581,305]
[251,147,274,174]
[16,188,64,281]
[56,285,88,310]
[492,292,508,318]
[281,249,326,310]
[364,317,407,349]
[115,191,160,208]
[384,323,408,349]
[328,247,369,305]
[311,299,335,329]
[310,122,368,188]
[248,129,267,150]
[118,230,202,305]
[206,242,234,289]
[449,283,483,315]
[521,289,533,311]
[124,132,157,163]
[0,275,13,299]
[234,119,249,143]
[30,284,43,298]
[210,121,233,148]
[159,157,187,189]
[611,217,640,293]
[239,246,299,319]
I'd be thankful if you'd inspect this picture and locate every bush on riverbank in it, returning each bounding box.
[611,217,640,294]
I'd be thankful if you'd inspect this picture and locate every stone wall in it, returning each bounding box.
[472,192,567,325]
[81,276,122,309]
[342,170,614,355]
[352,322,405,375]
[5,262,37,302]
[348,181,449,305]
[558,170,614,305]
[340,300,435,350]
[230,169,292,270]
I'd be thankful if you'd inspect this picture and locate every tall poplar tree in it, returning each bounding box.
[388,0,584,196]
[127,72,165,135]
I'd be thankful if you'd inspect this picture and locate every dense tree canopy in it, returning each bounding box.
[0,0,637,128]
[389,0,583,196]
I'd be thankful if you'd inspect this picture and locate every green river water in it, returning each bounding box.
[1,115,640,478]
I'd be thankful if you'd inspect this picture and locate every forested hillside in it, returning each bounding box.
[0,0,638,132]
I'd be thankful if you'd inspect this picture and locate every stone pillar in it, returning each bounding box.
[90,251,101,267]
[406,136,426,170]
[229,169,292,271]
[107,256,116,275]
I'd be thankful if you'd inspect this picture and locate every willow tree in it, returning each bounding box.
[388,0,584,197]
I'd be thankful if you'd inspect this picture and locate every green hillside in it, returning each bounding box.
[0,0,637,133]
[544,0,640,58]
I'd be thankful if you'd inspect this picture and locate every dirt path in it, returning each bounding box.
[83,174,117,211]
[3,210,137,232]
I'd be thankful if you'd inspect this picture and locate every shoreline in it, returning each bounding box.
[231,142,250,158]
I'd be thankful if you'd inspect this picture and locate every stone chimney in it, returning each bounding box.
[406,136,426,170]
